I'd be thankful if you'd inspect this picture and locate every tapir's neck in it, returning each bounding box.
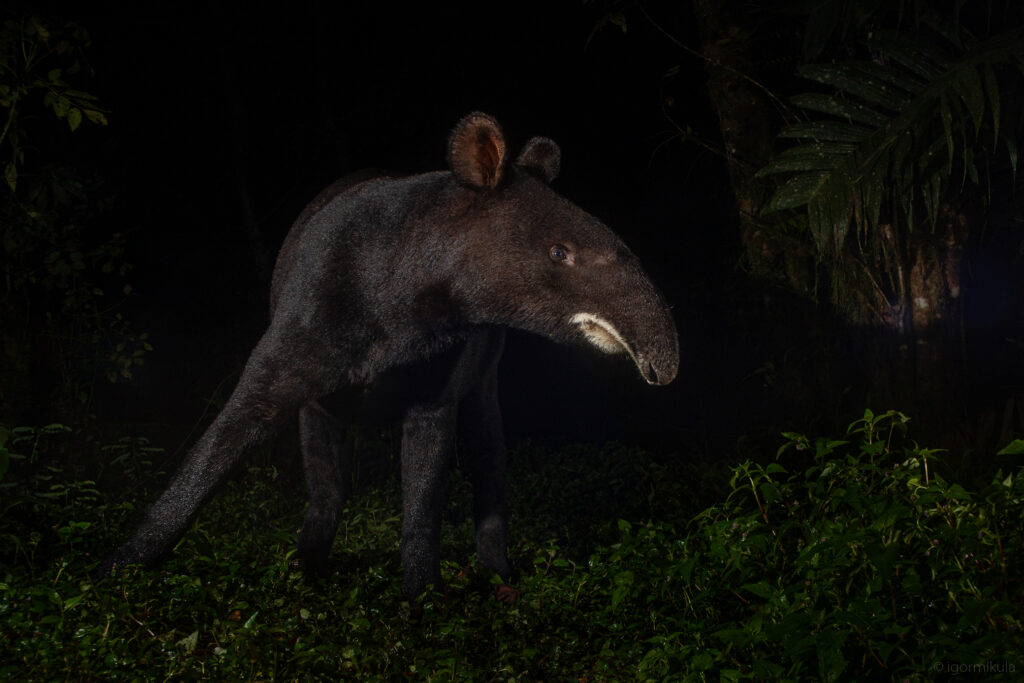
[339,175,492,379]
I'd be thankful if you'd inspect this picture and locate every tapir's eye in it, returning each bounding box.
[549,244,569,263]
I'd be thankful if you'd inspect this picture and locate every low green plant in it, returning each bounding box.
[586,410,1024,681]
[1,412,1021,680]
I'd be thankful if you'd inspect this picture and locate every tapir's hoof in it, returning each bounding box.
[494,584,521,604]
[291,550,330,578]
[90,560,114,585]
[91,551,131,584]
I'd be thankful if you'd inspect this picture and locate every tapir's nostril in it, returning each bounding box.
[644,356,679,386]
[645,361,659,385]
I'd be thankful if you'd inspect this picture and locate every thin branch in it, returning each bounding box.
[636,0,794,119]
[0,100,15,149]
[661,103,729,160]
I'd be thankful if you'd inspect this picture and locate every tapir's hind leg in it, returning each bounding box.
[295,401,348,574]
[93,336,335,579]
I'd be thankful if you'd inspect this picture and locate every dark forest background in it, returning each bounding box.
[4,0,1024,463]
[5,4,1024,678]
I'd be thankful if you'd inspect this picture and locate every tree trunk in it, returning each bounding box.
[888,204,968,433]
[691,0,815,296]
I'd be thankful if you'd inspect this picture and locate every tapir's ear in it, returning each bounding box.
[516,136,561,184]
[448,112,507,189]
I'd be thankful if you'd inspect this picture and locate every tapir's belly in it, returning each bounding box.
[317,337,473,425]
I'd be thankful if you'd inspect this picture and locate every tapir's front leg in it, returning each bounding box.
[400,405,456,597]
[458,334,510,579]
[94,334,335,578]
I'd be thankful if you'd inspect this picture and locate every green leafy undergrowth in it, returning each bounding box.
[591,410,1024,681]
[1,413,1022,680]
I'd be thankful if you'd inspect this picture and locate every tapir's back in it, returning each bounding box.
[269,170,450,318]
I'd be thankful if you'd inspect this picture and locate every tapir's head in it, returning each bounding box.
[444,112,679,386]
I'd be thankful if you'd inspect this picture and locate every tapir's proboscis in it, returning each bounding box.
[95,112,679,599]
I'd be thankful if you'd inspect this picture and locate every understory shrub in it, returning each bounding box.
[586,410,1024,681]
[0,411,1021,680]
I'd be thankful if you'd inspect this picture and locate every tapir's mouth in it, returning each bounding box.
[570,312,662,385]
[570,313,630,355]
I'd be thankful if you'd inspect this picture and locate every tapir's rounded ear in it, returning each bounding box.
[448,112,506,189]
[516,136,561,184]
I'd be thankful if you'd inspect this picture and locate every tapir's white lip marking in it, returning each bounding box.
[570,312,660,385]
[570,312,632,356]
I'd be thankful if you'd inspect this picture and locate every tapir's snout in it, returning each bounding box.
[570,303,679,386]
[636,344,679,386]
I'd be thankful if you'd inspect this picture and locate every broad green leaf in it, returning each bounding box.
[176,630,198,654]
[996,439,1024,456]
[765,171,831,212]
[67,107,82,131]
[849,61,926,95]
[816,630,849,681]
[872,31,952,80]
[757,142,857,175]
[890,129,913,187]
[790,93,888,126]
[778,121,872,143]
[982,62,1000,143]
[918,132,947,181]
[939,95,953,173]
[53,94,71,117]
[83,108,108,125]
[742,581,774,599]
[62,593,85,611]
[965,149,979,185]
[953,64,985,134]
[807,171,852,251]
[4,161,16,192]
[692,651,714,671]
[798,64,910,112]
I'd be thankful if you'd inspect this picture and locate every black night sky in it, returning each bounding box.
[12,1,1023,454]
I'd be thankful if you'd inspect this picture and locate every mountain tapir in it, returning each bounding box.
[95,112,679,598]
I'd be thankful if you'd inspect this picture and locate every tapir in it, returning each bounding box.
[94,112,679,598]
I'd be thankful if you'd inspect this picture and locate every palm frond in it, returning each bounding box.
[758,25,1024,256]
